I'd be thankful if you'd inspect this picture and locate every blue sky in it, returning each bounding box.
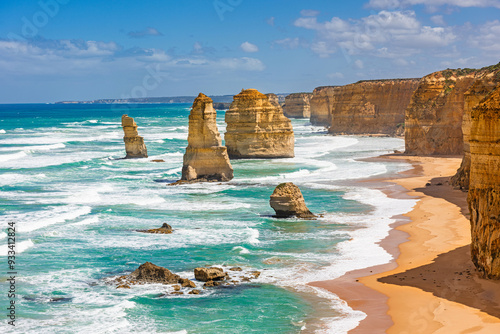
[1,0,499,103]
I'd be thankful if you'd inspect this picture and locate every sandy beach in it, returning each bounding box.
[311,155,500,333]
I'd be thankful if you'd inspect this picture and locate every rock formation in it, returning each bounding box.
[225,89,294,159]
[269,182,315,218]
[181,93,233,182]
[468,85,500,279]
[194,267,227,282]
[137,223,173,234]
[121,115,148,158]
[310,86,338,126]
[265,93,280,107]
[283,93,312,118]
[405,69,477,155]
[451,64,500,189]
[309,79,419,133]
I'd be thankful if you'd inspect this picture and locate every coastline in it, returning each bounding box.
[311,155,500,333]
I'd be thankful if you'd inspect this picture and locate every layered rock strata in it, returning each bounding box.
[451,65,500,189]
[405,69,477,155]
[309,79,419,133]
[225,89,294,159]
[270,182,316,218]
[283,93,312,118]
[468,85,500,279]
[181,93,233,182]
[265,93,280,107]
[121,114,148,158]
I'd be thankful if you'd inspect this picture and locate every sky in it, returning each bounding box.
[1,0,500,103]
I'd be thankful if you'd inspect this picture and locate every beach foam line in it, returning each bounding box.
[0,129,6,134]
[0,143,66,152]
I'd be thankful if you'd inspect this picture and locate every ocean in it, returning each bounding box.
[0,103,416,333]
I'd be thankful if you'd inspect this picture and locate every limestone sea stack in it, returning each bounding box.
[283,93,312,118]
[468,85,500,279]
[225,89,294,159]
[270,182,315,218]
[265,93,281,107]
[121,115,148,158]
[181,93,233,182]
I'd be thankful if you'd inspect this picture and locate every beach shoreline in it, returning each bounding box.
[310,155,500,333]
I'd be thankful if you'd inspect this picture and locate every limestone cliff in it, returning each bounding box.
[310,86,338,126]
[265,93,281,108]
[181,93,233,182]
[328,79,419,135]
[121,115,148,158]
[283,93,312,119]
[225,89,294,159]
[309,79,419,133]
[468,85,500,279]
[451,65,500,189]
[405,69,477,155]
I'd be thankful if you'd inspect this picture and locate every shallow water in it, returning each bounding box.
[0,103,416,333]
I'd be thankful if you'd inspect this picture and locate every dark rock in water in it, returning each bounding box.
[188,289,201,295]
[203,280,222,287]
[151,159,165,163]
[129,262,180,284]
[269,182,316,218]
[116,284,131,289]
[229,267,242,271]
[138,223,173,234]
[194,267,227,282]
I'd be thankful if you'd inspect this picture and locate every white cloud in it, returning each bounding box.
[469,20,500,52]
[366,0,500,9]
[266,17,275,26]
[354,59,365,69]
[294,10,455,58]
[240,41,259,53]
[300,9,321,17]
[431,15,446,26]
[328,72,345,79]
[272,37,303,49]
[128,27,163,38]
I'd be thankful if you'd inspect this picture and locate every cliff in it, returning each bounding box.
[309,79,419,132]
[328,79,420,135]
[405,69,477,155]
[468,85,500,279]
[451,65,500,189]
[265,93,281,107]
[181,93,233,182]
[283,93,312,119]
[225,89,294,159]
[121,115,148,158]
[310,86,338,126]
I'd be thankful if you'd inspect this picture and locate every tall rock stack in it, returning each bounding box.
[451,65,500,190]
[283,93,312,118]
[225,89,294,159]
[405,69,476,155]
[468,85,500,279]
[310,86,338,127]
[181,93,233,182]
[121,114,148,158]
[265,93,281,107]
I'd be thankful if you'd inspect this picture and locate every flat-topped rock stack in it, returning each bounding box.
[181,93,233,182]
[283,93,312,118]
[225,89,294,159]
[121,114,148,158]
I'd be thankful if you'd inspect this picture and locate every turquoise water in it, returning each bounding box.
[0,104,416,333]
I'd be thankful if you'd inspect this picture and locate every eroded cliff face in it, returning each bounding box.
[225,89,294,159]
[283,93,312,119]
[265,93,280,108]
[328,79,419,135]
[181,93,233,182]
[451,67,500,189]
[310,86,338,126]
[405,70,477,155]
[468,85,500,279]
[121,115,148,158]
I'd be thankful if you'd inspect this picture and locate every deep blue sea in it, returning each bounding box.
[0,103,416,333]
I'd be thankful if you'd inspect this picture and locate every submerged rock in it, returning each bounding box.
[121,114,148,158]
[137,223,173,234]
[181,93,233,182]
[269,182,316,218]
[225,89,294,159]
